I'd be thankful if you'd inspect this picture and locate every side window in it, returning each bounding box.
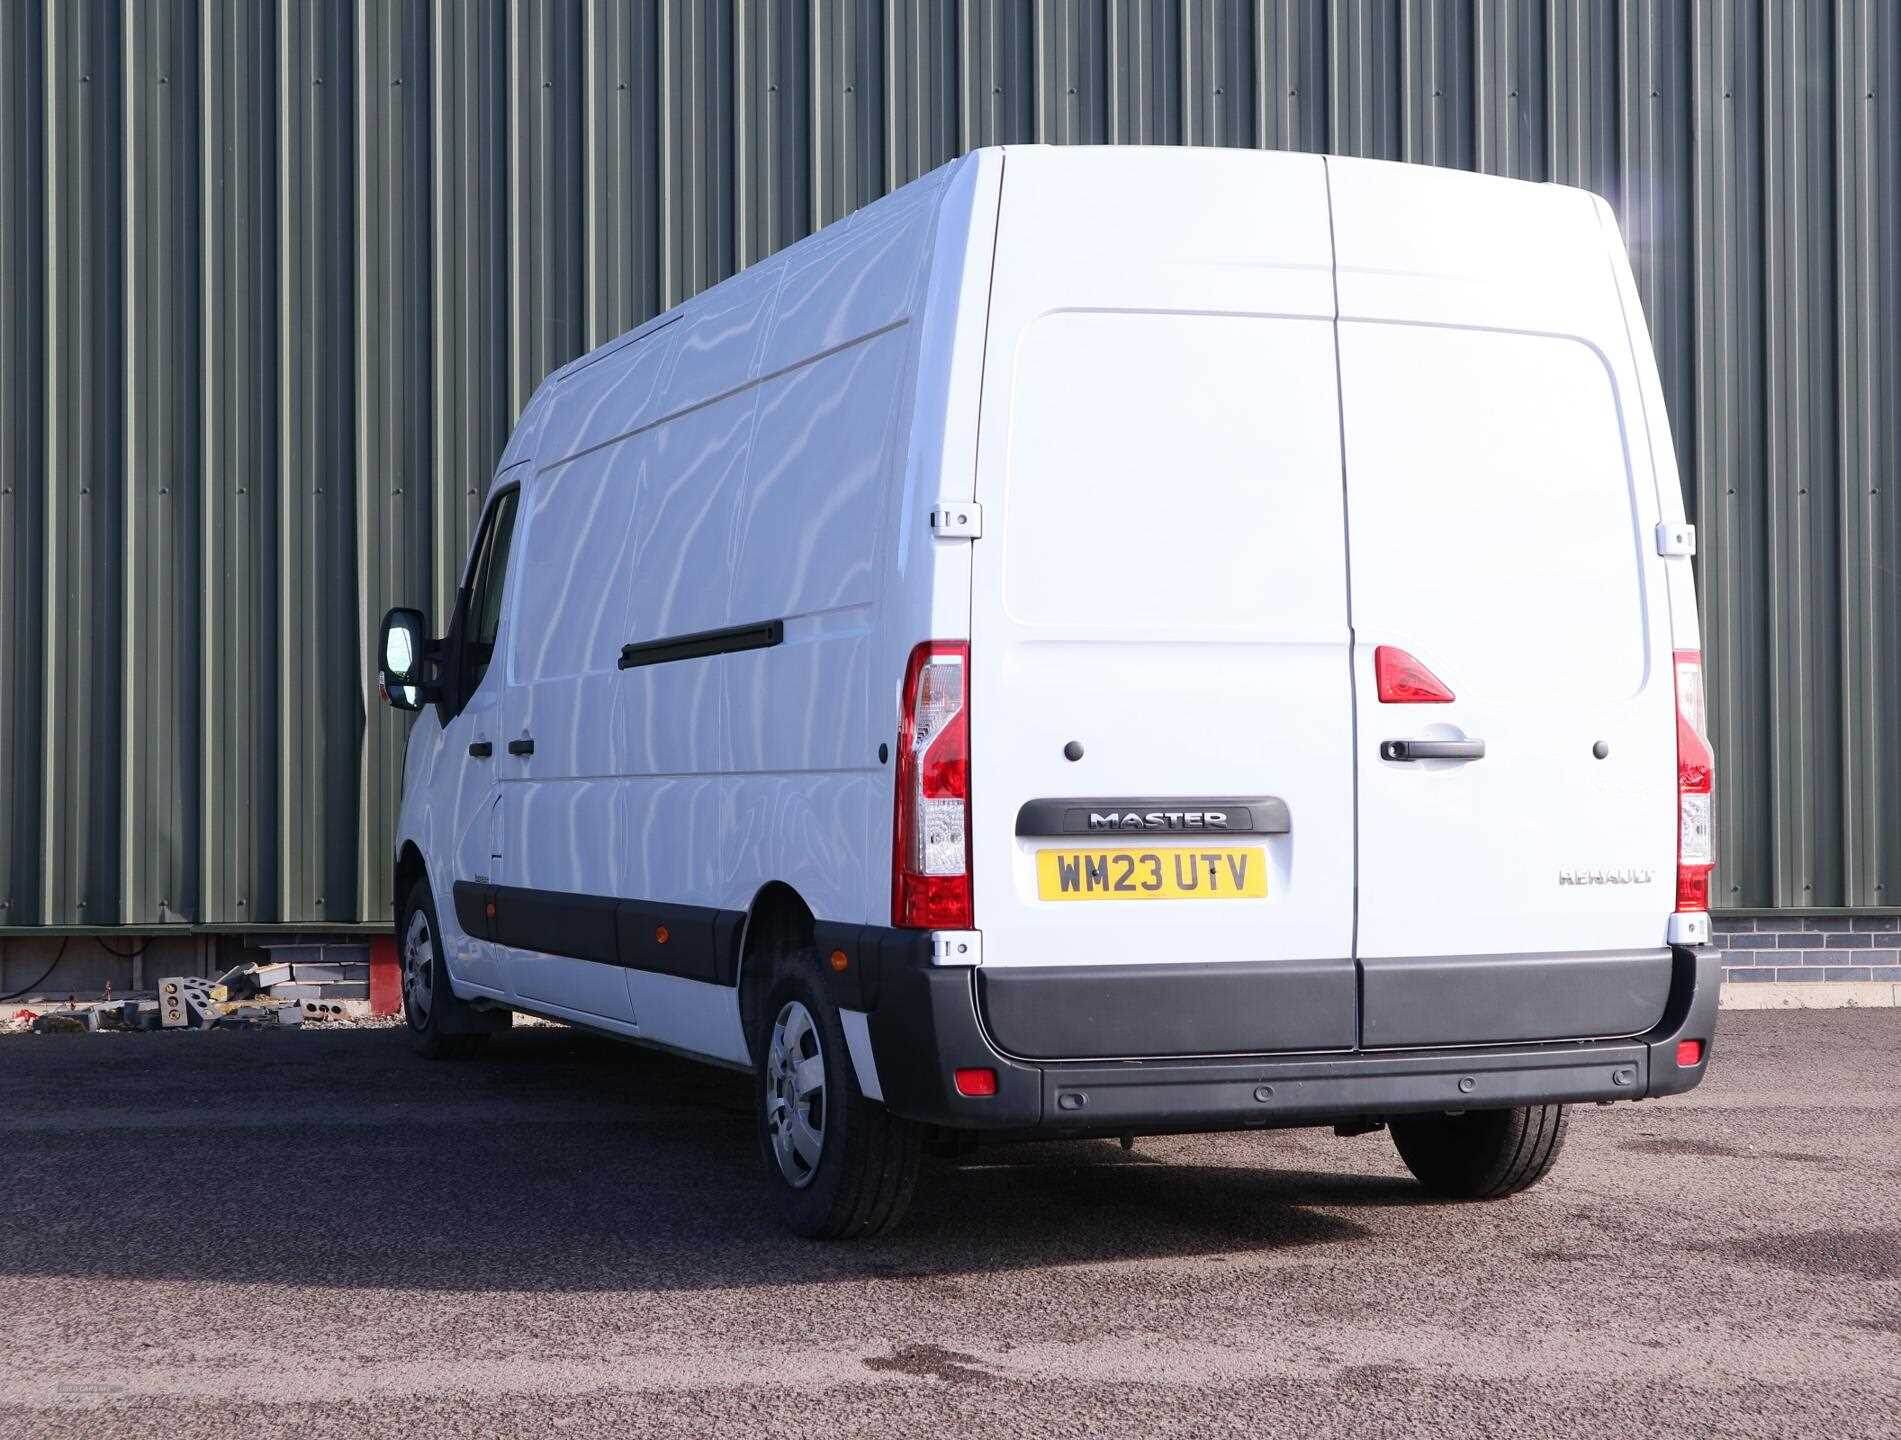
[463,489,520,693]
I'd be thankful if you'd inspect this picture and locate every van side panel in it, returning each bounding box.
[718,163,962,935]
[475,154,980,1053]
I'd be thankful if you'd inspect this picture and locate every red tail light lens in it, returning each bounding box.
[1675,1039,1704,1068]
[1675,650,1715,912]
[892,641,972,929]
[1374,645,1455,703]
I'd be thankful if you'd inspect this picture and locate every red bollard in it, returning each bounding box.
[368,935,402,1016]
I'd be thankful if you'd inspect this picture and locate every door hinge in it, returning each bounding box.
[929,931,982,966]
[929,500,983,539]
[1655,522,1696,557]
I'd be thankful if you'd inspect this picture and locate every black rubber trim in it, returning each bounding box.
[618,619,783,670]
[451,881,741,984]
[1359,948,1673,1048]
[1643,946,1723,1097]
[1014,796,1290,838]
[978,960,1357,1059]
[864,943,1720,1133]
[867,950,1044,1128]
[1032,1041,1648,1131]
[812,920,886,1012]
[451,881,493,942]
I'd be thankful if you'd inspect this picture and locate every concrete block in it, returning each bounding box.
[1720,981,1899,1010]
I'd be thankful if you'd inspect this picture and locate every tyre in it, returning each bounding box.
[399,879,497,1060]
[1389,1104,1569,1200]
[755,953,920,1239]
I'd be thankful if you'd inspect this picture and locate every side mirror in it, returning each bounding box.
[378,607,434,712]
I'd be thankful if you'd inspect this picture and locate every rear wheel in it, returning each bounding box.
[399,880,494,1060]
[755,955,920,1239]
[1389,1104,1569,1199]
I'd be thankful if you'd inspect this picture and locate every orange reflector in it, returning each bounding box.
[829,949,849,972]
[484,901,496,919]
[654,925,669,944]
[954,1067,998,1098]
[1675,1038,1704,1067]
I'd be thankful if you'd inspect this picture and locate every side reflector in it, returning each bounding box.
[953,1067,998,1098]
[1675,1038,1704,1068]
[1374,645,1455,703]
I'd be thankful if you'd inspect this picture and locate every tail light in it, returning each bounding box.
[1674,650,1715,911]
[892,641,972,929]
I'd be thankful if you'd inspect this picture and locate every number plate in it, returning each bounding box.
[1035,847,1267,902]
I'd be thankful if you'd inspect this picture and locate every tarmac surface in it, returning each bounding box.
[0,1008,1895,1438]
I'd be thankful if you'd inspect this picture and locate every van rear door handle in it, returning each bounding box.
[467,740,492,758]
[506,737,534,757]
[1380,738,1485,762]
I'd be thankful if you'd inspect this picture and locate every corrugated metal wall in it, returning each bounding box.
[1,0,1896,929]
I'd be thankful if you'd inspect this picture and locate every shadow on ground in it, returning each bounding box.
[0,1025,1428,1292]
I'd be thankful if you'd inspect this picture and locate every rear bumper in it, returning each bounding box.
[861,943,1722,1135]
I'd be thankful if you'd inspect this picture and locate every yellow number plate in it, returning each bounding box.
[1035,847,1267,902]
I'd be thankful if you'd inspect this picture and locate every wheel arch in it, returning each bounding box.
[393,840,429,925]
[736,881,817,1059]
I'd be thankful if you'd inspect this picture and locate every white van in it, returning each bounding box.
[377,146,1721,1238]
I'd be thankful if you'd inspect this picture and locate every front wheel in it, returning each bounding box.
[755,956,920,1239]
[399,880,497,1060]
[1389,1104,1569,1199]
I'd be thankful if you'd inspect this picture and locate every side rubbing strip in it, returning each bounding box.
[464,882,742,986]
[619,619,783,670]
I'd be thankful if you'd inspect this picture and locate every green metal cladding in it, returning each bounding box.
[1,1,1896,928]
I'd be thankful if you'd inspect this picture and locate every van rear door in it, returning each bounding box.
[965,149,1357,1059]
[1328,160,1679,1048]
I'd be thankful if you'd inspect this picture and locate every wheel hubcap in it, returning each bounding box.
[402,909,435,1027]
[764,1000,827,1188]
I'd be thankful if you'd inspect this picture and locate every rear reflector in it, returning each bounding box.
[1374,645,1455,703]
[953,1067,998,1097]
[892,641,973,929]
[1674,650,1716,913]
[1675,1038,1704,1068]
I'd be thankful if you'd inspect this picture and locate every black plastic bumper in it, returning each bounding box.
[863,943,1723,1135]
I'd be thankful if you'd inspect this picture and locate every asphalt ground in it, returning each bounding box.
[0,1009,1895,1439]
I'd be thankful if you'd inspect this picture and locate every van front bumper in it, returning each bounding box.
[859,942,1722,1135]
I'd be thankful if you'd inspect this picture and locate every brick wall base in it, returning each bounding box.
[1715,915,1901,985]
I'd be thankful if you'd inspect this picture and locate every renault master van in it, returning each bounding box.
[377,147,1721,1239]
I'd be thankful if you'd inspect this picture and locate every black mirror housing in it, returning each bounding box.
[378,606,436,711]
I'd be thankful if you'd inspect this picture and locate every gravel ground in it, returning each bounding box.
[0,1009,1894,1439]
